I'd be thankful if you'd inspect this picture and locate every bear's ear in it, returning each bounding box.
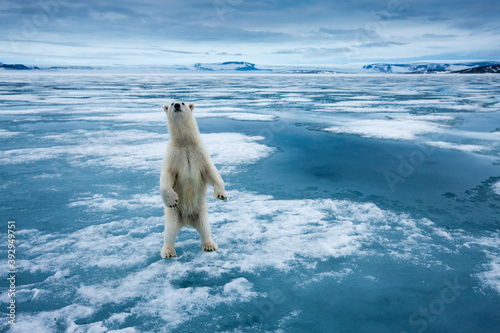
[189,103,194,111]
[163,105,169,113]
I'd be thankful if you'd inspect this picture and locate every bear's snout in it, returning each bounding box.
[174,103,181,112]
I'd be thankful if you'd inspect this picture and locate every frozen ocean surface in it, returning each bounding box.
[1,72,499,332]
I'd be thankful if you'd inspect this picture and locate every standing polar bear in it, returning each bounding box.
[160,101,227,258]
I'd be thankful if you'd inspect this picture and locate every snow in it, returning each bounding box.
[493,181,500,195]
[324,117,442,140]
[75,111,276,123]
[478,255,500,294]
[22,191,445,272]
[0,129,22,138]
[12,305,95,333]
[195,111,277,121]
[10,187,500,331]
[7,191,463,327]
[425,141,487,153]
[468,234,500,294]
[0,131,273,174]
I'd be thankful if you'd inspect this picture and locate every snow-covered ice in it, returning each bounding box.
[1,72,499,333]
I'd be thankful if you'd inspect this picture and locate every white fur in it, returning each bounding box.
[160,101,227,258]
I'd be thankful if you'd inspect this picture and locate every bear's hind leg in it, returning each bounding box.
[190,209,218,252]
[161,208,183,258]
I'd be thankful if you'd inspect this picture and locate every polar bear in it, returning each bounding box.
[160,101,227,258]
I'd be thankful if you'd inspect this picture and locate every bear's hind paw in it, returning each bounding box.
[160,247,177,258]
[202,241,218,252]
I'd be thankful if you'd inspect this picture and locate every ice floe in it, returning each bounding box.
[425,141,487,153]
[324,118,442,140]
[9,189,500,331]
[492,181,500,195]
[0,131,274,174]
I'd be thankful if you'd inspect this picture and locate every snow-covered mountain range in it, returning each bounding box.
[2,60,500,74]
[454,64,500,73]
[362,61,500,73]
[193,61,264,71]
[0,62,94,70]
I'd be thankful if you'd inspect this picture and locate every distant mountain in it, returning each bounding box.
[284,69,340,74]
[364,63,449,73]
[46,65,96,70]
[0,62,96,71]
[2,60,499,74]
[454,64,500,73]
[194,61,265,71]
[0,63,39,70]
[363,61,500,74]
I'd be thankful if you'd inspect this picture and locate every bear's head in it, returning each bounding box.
[163,101,194,119]
[163,101,199,139]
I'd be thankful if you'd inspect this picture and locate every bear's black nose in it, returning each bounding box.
[174,103,181,110]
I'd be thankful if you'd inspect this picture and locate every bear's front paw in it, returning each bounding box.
[202,241,218,252]
[213,190,227,201]
[162,188,179,209]
[160,247,177,258]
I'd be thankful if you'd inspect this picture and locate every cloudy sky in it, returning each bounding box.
[1,0,499,66]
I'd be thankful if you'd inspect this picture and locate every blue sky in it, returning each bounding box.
[1,0,499,66]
